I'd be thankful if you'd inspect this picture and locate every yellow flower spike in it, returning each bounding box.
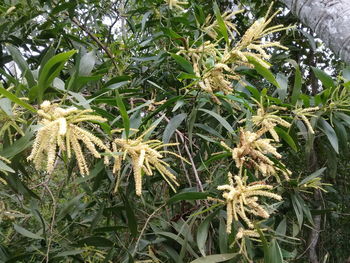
[217,172,281,233]
[27,101,110,175]
[112,127,188,196]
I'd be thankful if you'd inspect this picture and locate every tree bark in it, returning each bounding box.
[280,0,350,64]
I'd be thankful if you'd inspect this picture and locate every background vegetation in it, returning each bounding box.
[0,0,349,262]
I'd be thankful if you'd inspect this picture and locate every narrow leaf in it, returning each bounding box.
[13,224,43,240]
[163,113,187,144]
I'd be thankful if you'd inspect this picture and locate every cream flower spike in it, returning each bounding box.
[293,106,319,134]
[27,101,110,175]
[112,126,189,196]
[221,128,291,180]
[217,172,281,233]
[250,98,291,142]
[166,0,188,11]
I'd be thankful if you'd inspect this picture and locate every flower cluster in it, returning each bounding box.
[166,0,187,11]
[221,128,290,179]
[112,127,189,196]
[176,3,292,103]
[27,101,110,175]
[0,93,26,144]
[250,99,291,142]
[217,172,281,233]
[293,106,319,134]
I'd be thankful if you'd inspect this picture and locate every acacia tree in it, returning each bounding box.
[0,0,350,262]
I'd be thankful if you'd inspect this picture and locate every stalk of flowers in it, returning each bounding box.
[112,126,190,196]
[0,96,26,144]
[166,0,187,11]
[176,3,293,104]
[293,106,320,134]
[249,98,291,142]
[217,172,282,233]
[27,101,110,175]
[221,128,291,180]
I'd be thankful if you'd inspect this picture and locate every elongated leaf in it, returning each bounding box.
[190,253,238,263]
[247,56,280,88]
[170,53,194,74]
[53,250,84,258]
[167,192,209,205]
[311,67,335,88]
[76,237,113,247]
[199,109,234,134]
[299,167,326,186]
[163,113,187,144]
[115,90,130,138]
[319,118,339,153]
[33,50,76,102]
[0,160,15,173]
[121,192,138,237]
[0,84,36,113]
[197,209,220,256]
[6,44,36,88]
[213,2,228,43]
[275,127,297,151]
[13,224,43,240]
[288,59,302,104]
[79,51,96,76]
[265,239,283,263]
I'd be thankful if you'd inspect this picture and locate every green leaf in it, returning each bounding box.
[197,209,220,256]
[311,67,335,88]
[0,131,34,158]
[291,194,303,229]
[265,239,283,263]
[190,253,238,263]
[276,73,288,101]
[163,113,187,144]
[213,2,228,43]
[275,127,297,151]
[199,109,234,134]
[53,250,84,258]
[0,160,15,173]
[157,231,198,258]
[288,59,302,104]
[79,51,96,76]
[121,192,138,237]
[247,56,280,89]
[167,192,209,205]
[115,90,130,139]
[76,236,113,247]
[13,224,43,240]
[6,44,36,88]
[299,167,326,186]
[319,118,339,153]
[0,84,36,113]
[170,53,194,74]
[33,50,76,102]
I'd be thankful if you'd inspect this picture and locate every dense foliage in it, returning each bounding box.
[1,0,350,262]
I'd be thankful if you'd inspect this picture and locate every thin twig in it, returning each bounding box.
[175,133,192,187]
[132,204,166,256]
[71,17,117,67]
[163,116,203,192]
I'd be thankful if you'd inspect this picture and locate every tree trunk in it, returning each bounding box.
[280,0,350,64]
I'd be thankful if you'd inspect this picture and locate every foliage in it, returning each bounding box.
[1,0,350,262]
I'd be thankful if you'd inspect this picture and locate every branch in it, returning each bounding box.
[71,17,117,67]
